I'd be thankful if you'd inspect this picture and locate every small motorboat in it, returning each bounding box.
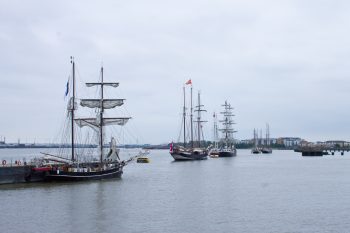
[137,157,150,163]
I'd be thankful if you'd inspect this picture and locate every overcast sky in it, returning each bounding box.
[1,0,350,144]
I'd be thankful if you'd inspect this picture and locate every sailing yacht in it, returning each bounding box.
[41,58,134,181]
[216,101,237,157]
[170,82,208,161]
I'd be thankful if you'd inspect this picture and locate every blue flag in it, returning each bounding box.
[65,80,69,96]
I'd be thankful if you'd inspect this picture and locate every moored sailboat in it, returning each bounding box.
[261,124,272,154]
[251,128,261,154]
[170,80,208,161]
[38,58,137,182]
[217,101,237,157]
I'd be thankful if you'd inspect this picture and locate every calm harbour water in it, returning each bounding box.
[1,149,350,233]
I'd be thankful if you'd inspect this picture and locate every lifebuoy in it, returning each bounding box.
[2,160,6,166]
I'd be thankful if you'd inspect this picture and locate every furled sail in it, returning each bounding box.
[75,117,130,128]
[86,82,119,87]
[80,99,124,109]
[67,97,78,110]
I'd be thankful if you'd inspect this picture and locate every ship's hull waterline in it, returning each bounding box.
[170,151,208,161]
[44,167,123,182]
[218,150,237,157]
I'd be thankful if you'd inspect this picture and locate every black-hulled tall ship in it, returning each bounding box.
[216,101,237,157]
[42,58,131,182]
[261,124,272,154]
[170,81,208,161]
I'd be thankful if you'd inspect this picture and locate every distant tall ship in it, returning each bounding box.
[261,124,272,154]
[251,128,261,154]
[170,80,208,161]
[209,112,220,158]
[215,101,237,157]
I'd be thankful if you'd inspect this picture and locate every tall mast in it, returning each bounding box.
[254,128,257,147]
[225,102,228,142]
[266,123,270,146]
[194,91,207,148]
[183,86,186,147]
[70,56,75,161]
[213,112,218,148]
[75,69,130,165]
[265,123,268,146]
[100,66,104,164]
[190,86,193,148]
[197,92,201,147]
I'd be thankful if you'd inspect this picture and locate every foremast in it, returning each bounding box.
[75,66,131,167]
[219,101,237,147]
[70,57,76,161]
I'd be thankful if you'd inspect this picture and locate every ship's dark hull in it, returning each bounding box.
[44,167,123,182]
[218,150,237,157]
[261,149,272,154]
[170,151,208,161]
[251,148,261,154]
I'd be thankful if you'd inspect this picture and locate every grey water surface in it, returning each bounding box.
[1,149,350,233]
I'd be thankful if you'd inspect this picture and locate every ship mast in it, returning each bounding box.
[190,86,193,148]
[266,123,270,146]
[213,112,218,148]
[219,101,236,147]
[100,66,104,164]
[74,68,131,166]
[194,92,206,148]
[183,86,186,148]
[70,56,76,161]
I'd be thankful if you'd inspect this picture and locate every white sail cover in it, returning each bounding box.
[75,117,130,128]
[86,82,119,87]
[80,99,124,109]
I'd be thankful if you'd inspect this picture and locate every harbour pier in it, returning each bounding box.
[295,142,350,156]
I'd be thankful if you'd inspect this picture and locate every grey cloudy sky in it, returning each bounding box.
[1,0,350,144]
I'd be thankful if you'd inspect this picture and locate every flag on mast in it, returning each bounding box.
[185,79,192,85]
[170,142,173,153]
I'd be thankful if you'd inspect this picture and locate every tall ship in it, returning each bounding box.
[170,80,208,161]
[209,112,220,157]
[40,57,134,182]
[0,58,143,184]
[261,124,272,154]
[251,128,261,154]
[216,101,237,157]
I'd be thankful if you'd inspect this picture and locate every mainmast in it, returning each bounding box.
[266,123,270,146]
[194,92,206,148]
[190,86,193,148]
[74,67,131,166]
[183,86,186,148]
[70,56,76,161]
[100,67,104,164]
